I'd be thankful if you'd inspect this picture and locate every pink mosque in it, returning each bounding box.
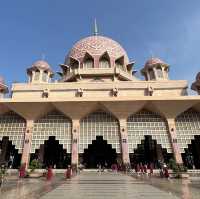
[0,28,200,170]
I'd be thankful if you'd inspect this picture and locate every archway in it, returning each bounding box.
[41,136,69,168]
[130,135,172,168]
[83,136,117,168]
[127,109,173,166]
[0,137,21,168]
[79,111,121,165]
[182,135,200,169]
[175,109,200,169]
[31,110,72,168]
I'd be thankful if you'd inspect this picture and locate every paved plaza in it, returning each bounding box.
[1,171,200,199]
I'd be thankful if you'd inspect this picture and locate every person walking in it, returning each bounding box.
[46,166,53,181]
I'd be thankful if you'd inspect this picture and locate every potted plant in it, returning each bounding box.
[169,158,188,178]
[28,159,43,178]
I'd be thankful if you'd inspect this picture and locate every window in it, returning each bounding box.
[115,57,125,71]
[34,70,40,81]
[99,58,110,68]
[42,71,48,82]
[83,58,94,68]
[149,68,155,80]
[157,67,163,78]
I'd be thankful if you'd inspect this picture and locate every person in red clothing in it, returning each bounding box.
[46,166,53,181]
[19,163,26,178]
[163,165,170,179]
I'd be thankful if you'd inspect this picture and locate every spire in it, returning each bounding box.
[94,18,99,36]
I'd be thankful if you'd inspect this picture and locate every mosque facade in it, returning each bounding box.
[0,32,200,169]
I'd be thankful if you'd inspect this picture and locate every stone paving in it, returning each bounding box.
[40,171,179,199]
[1,171,200,199]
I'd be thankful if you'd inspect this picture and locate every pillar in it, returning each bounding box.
[21,120,34,169]
[71,119,79,166]
[166,118,183,164]
[119,118,130,166]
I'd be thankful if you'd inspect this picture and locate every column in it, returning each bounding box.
[71,119,79,166]
[119,118,130,166]
[166,118,183,164]
[21,120,34,169]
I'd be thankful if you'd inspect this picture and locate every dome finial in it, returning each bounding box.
[94,18,99,36]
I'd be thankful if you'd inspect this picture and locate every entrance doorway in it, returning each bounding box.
[42,136,69,169]
[83,136,117,168]
[0,137,21,168]
[130,135,172,168]
[184,135,200,169]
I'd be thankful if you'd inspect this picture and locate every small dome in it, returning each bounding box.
[65,35,129,64]
[31,60,51,71]
[27,60,53,75]
[145,57,167,68]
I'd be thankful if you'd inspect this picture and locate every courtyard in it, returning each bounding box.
[0,171,200,199]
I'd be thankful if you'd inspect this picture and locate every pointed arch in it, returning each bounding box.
[31,109,72,154]
[127,109,171,154]
[175,108,200,153]
[69,57,79,69]
[115,56,125,71]
[0,111,26,153]
[79,110,120,153]
[99,52,110,68]
[83,52,94,68]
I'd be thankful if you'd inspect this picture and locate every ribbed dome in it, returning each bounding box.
[65,35,129,64]
[145,57,167,68]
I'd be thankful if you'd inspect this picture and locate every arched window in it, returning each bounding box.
[149,68,155,80]
[99,54,110,68]
[34,70,40,81]
[157,67,163,78]
[70,58,79,69]
[42,71,48,82]
[83,57,94,68]
[115,57,124,71]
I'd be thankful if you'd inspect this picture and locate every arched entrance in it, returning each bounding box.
[83,136,117,168]
[0,137,21,168]
[79,111,121,166]
[175,109,200,169]
[43,136,69,168]
[131,135,172,167]
[127,110,172,166]
[31,110,72,169]
[0,111,26,168]
[183,136,200,169]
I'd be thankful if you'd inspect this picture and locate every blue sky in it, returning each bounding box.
[0,0,200,93]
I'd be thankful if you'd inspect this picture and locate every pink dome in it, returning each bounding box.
[145,57,167,68]
[32,60,51,70]
[65,35,129,64]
